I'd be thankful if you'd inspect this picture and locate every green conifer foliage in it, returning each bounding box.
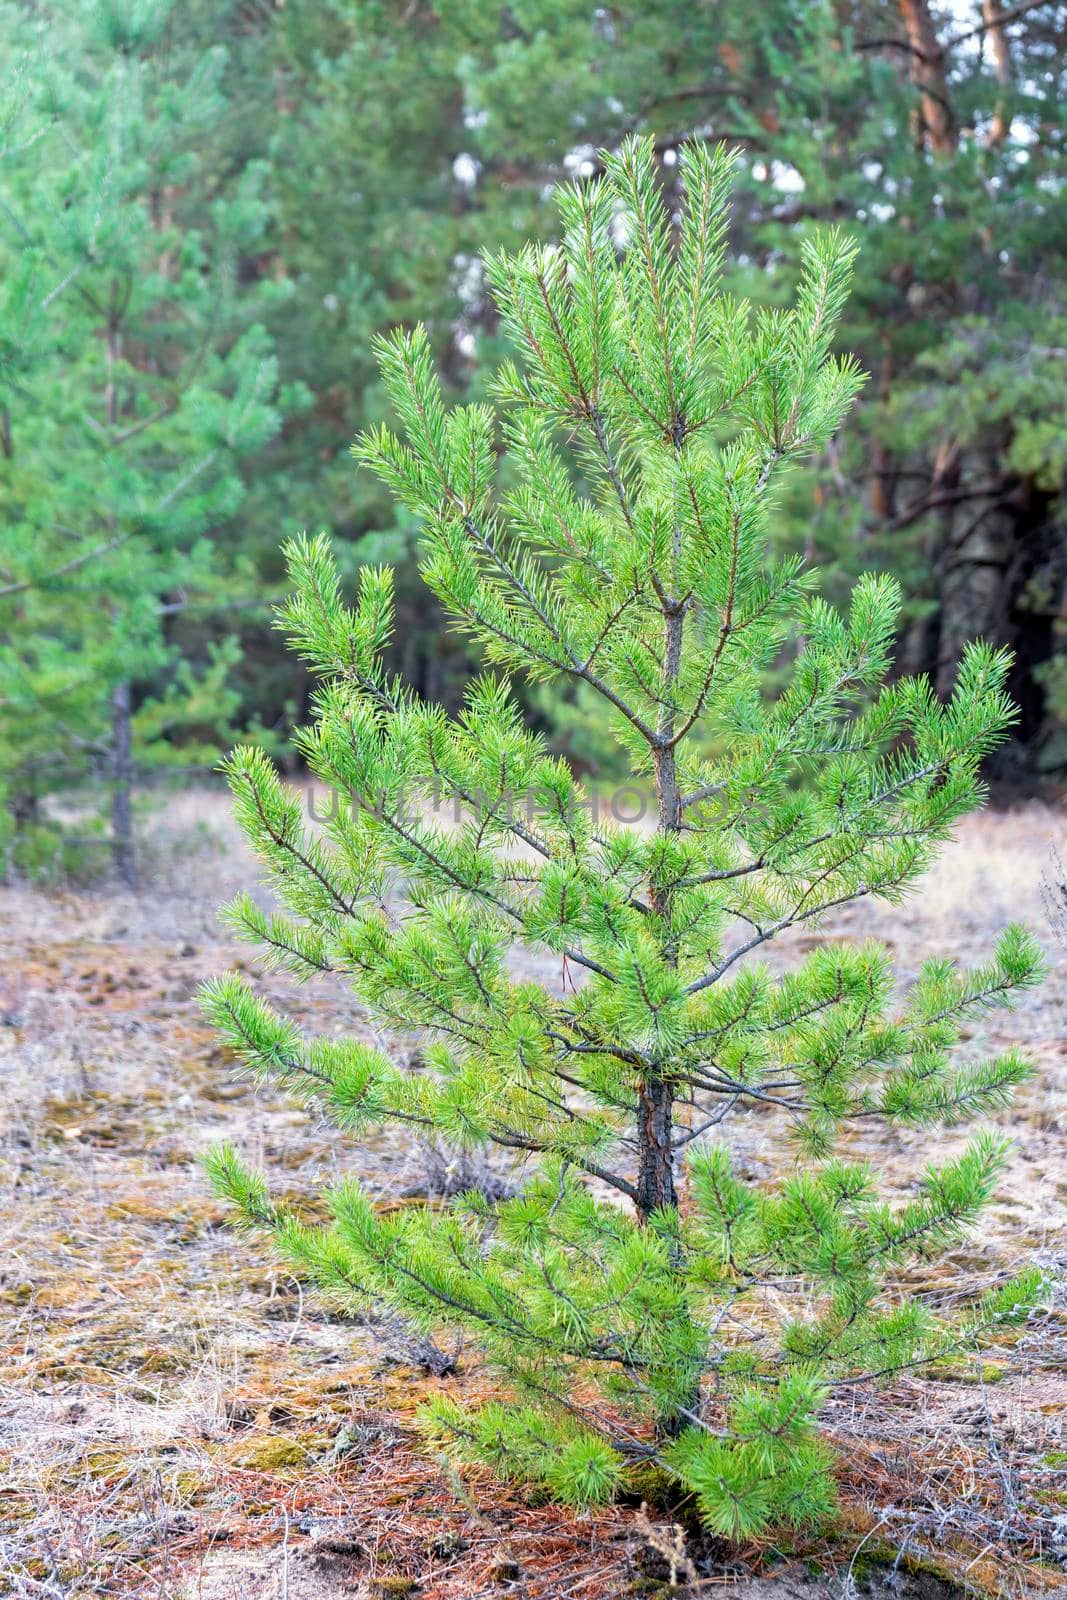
[204,140,1044,1536]
[0,0,291,881]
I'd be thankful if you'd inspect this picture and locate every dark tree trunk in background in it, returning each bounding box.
[899,457,1063,785]
[110,680,136,888]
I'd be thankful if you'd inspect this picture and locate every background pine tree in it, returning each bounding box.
[250,0,1067,779]
[0,0,299,881]
[3,0,1063,885]
[204,140,1045,1537]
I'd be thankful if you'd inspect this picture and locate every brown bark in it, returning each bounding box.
[899,0,956,152]
[983,0,1014,146]
[635,1076,677,1220]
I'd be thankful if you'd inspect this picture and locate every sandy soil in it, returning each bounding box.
[0,791,1064,1599]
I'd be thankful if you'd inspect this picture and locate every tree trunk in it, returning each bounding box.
[110,679,136,888]
[104,320,137,888]
[647,646,697,1429]
[899,0,956,152]
[934,467,1059,783]
[983,0,1013,147]
[636,1075,677,1220]
[640,599,684,1225]
[894,435,1063,784]
[11,788,40,829]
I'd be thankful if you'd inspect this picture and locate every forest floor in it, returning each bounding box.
[0,790,1065,1600]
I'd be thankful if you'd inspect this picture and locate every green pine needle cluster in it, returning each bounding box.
[202,138,1045,1538]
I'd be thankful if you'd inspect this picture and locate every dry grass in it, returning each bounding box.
[0,792,1064,1598]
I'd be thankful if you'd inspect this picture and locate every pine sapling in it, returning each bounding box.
[203,139,1044,1537]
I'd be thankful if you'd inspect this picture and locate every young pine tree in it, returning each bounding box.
[203,140,1043,1537]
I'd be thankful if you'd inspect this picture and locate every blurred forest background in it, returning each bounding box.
[1,0,1065,885]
